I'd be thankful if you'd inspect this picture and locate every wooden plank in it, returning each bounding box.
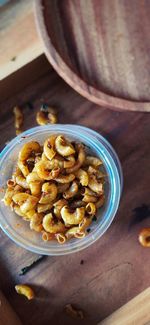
[0,56,150,325]
[99,287,150,325]
[0,290,22,325]
[0,54,52,102]
[0,0,43,80]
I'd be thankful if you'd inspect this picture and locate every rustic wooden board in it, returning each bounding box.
[0,290,22,325]
[35,0,150,112]
[0,0,43,80]
[100,287,150,325]
[0,56,150,325]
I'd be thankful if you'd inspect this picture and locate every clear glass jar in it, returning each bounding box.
[0,125,123,255]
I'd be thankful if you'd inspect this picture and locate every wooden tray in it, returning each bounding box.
[0,55,150,325]
[0,0,43,80]
[34,0,150,112]
[99,287,150,325]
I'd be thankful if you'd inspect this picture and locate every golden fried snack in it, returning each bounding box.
[3,134,106,244]
[15,284,35,300]
[138,228,150,247]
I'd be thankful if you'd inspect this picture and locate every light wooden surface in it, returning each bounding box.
[0,56,150,325]
[99,287,150,325]
[0,0,43,80]
[0,290,22,325]
[35,0,150,111]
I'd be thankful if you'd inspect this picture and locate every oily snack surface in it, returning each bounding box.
[3,135,105,244]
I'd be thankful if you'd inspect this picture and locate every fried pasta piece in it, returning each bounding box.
[3,134,106,244]
[36,105,58,126]
[13,106,23,135]
[64,304,84,319]
[15,284,35,300]
[43,213,66,234]
[138,228,150,247]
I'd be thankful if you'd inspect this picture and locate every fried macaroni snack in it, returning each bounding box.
[3,135,105,244]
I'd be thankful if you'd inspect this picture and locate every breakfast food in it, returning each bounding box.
[3,135,105,244]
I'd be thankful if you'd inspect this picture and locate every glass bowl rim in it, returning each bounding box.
[0,124,123,255]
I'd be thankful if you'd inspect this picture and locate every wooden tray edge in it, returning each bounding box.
[34,0,150,112]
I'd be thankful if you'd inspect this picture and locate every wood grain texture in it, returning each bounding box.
[0,55,52,102]
[35,0,150,112]
[99,287,150,325]
[0,290,22,325]
[0,0,43,80]
[0,57,150,325]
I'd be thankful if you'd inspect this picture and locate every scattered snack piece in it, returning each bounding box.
[13,106,23,135]
[65,304,84,319]
[11,56,16,61]
[16,223,21,228]
[36,104,57,125]
[3,135,105,244]
[16,129,22,135]
[15,284,35,300]
[138,228,150,247]
[80,259,84,265]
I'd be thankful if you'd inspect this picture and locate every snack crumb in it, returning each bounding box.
[11,56,16,61]
[16,223,21,228]
[87,228,91,233]
[64,304,84,319]
[80,260,84,265]
[21,136,28,139]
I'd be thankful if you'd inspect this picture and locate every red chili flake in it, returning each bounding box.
[21,136,28,139]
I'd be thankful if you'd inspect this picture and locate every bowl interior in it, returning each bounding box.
[0,125,121,255]
[34,0,150,111]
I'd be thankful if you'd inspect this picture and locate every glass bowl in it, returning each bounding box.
[0,125,123,255]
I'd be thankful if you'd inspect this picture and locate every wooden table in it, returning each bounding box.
[0,55,150,325]
[0,0,42,80]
